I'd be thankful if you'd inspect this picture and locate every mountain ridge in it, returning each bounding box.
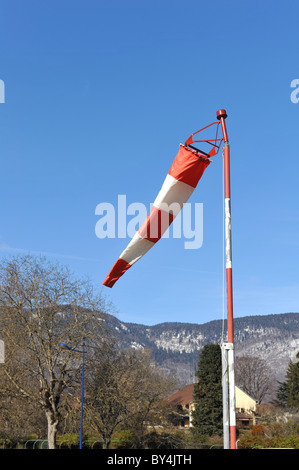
[104,312,299,386]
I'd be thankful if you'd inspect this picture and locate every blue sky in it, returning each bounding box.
[0,0,298,326]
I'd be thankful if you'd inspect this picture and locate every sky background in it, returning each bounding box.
[0,0,298,326]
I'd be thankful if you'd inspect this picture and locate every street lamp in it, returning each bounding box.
[59,337,86,449]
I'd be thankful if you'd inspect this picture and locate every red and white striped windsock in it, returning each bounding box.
[103,144,211,287]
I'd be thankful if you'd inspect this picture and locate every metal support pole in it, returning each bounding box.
[221,343,229,449]
[217,109,237,449]
[227,344,236,448]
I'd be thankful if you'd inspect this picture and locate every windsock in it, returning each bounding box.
[103,144,211,287]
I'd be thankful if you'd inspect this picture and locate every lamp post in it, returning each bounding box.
[59,337,86,449]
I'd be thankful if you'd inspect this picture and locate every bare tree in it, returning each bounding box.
[84,342,176,449]
[0,365,46,438]
[235,355,275,404]
[0,254,110,448]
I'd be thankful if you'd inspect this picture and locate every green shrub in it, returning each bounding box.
[111,429,138,449]
[238,431,299,449]
[143,431,185,449]
[57,433,80,448]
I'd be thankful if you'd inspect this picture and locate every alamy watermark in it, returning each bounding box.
[290,79,299,103]
[95,195,204,249]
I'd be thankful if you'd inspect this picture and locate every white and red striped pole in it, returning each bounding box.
[217,109,237,449]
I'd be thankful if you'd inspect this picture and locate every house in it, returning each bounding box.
[235,386,258,429]
[166,384,195,428]
[167,383,258,429]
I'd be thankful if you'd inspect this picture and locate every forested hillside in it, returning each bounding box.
[104,312,299,385]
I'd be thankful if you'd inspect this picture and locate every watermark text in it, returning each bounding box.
[95,195,204,249]
[290,79,299,103]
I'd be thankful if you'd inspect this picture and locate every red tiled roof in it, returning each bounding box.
[167,383,195,406]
